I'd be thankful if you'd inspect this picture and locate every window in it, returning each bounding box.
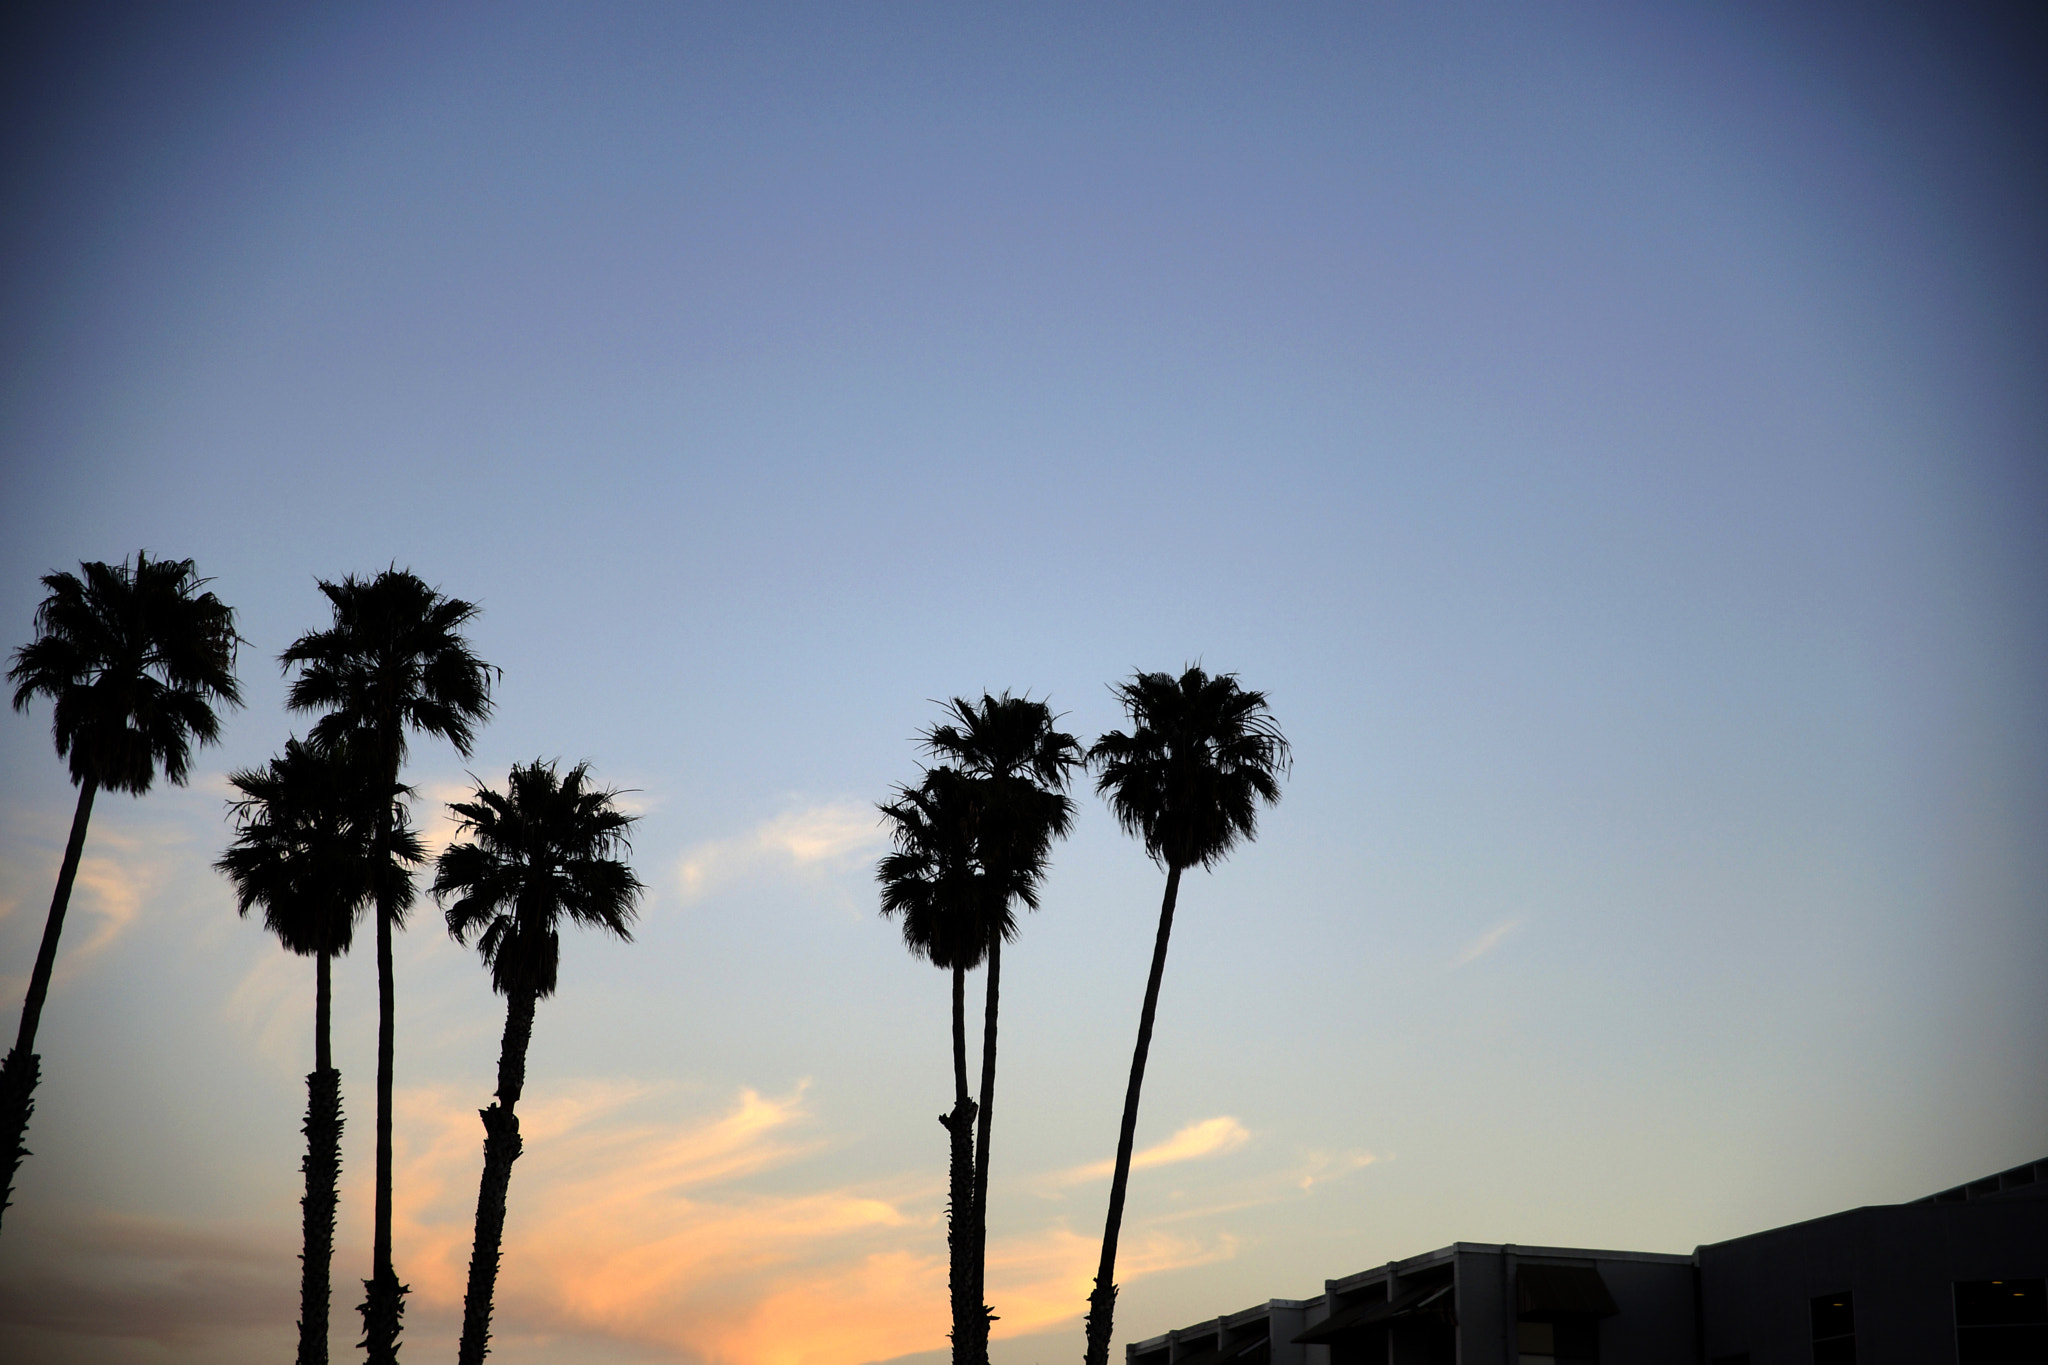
[1810,1292,1854,1365]
[1955,1279,2048,1365]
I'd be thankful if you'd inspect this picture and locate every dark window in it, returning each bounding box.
[1956,1280,2048,1365]
[1811,1292,1855,1365]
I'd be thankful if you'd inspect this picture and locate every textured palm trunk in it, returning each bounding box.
[940,963,979,1365]
[0,777,97,1234]
[968,935,1001,1365]
[360,733,406,1364]
[457,987,535,1365]
[1082,863,1182,1365]
[298,951,342,1365]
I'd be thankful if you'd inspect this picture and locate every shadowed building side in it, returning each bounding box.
[1126,1158,2047,1365]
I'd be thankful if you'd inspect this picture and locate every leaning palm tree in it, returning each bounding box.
[1080,667,1289,1365]
[878,767,999,1365]
[217,736,422,1365]
[432,760,642,1365]
[281,569,493,1363]
[2,552,241,1232]
[921,694,1079,1357]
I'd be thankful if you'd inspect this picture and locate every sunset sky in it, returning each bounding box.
[1,4,2044,1363]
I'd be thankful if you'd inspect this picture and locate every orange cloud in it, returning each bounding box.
[368,1081,1236,1365]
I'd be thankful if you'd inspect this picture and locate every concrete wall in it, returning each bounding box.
[1698,1199,2048,1365]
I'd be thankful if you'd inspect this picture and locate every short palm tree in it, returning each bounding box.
[432,759,641,1365]
[921,694,1079,1357]
[217,736,421,1365]
[2,553,241,1232]
[878,766,999,1365]
[1080,667,1289,1365]
[281,569,493,1363]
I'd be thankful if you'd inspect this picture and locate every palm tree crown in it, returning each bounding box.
[920,692,1081,908]
[8,552,242,793]
[1087,666,1291,872]
[217,737,421,959]
[280,569,493,767]
[877,766,997,971]
[433,760,643,999]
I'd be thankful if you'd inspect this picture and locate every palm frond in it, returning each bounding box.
[432,759,643,999]
[1087,666,1292,871]
[8,552,243,793]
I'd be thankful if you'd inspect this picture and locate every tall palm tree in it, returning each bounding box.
[1080,667,1289,1365]
[921,694,1079,1358]
[280,569,493,1364]
[878,767,998,1365]
[432,760,642,1365]
[2,552,241,1232]
[217,736,421,1365]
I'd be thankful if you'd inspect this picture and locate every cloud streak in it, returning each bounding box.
[674,803,886,903]
[1451,917,1524,968]
[1055,1116,1251,1185]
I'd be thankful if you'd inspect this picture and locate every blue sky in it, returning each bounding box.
[1,4,2043,1362]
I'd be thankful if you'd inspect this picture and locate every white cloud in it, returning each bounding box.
[1451,917,1523,968]
[674,802,886,903]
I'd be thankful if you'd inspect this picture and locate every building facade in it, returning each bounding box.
[1125,1158,2046,1365]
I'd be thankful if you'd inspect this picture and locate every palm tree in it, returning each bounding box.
[1080,667,1289,1365]
[878,767,998,1365]
[431,760,642,1365]
[217,737,422,1365]
[280,569,493,1363]
[920,694,1079,1358]
[2,553,241,1232]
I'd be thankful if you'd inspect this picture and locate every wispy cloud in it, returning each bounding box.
[346,1080,1234,1365]
[674,802,886,903]
[1293,1147,1381,1192]
[1451,917,1523,968]
[0,813,191,991]
[1054,1116,1251,1185]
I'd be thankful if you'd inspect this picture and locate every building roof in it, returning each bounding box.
[1292,1281,1452,1344]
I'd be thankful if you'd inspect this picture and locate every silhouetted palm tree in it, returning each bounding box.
[1080,667,1289,1365]
[921,694,1079,1357]
[281,570,493,1363]
[218,736,421,1365]
[879,767,997,1365]
[2,553,240,1232]
[432,760,642,1365]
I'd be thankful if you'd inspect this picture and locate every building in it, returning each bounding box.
[1125,1158,2046,1365]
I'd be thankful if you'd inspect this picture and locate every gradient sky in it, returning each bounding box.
[1,4,2044,1363]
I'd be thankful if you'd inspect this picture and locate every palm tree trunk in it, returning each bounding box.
[300,951,342,1365]
[941,962,978,1365]
[456,987,536,1365]
[969,935,1001,1365]
[0,777,96,1233]
[359,777,406,1364]
[1082,863,1182,1365]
